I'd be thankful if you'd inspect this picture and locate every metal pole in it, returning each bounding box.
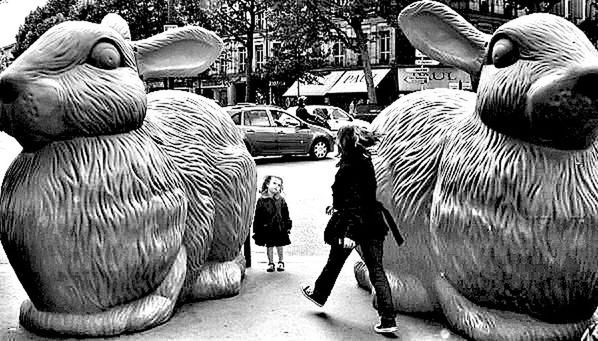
[296,0,301,101]
[244,235,252,267]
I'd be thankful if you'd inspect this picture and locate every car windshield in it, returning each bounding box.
[331,108,349,120]
[312,107,329,119]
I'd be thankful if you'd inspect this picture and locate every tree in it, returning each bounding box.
[264,0,330,89]
[197,0,273,102]
[12,0,79,59]
[76,0,170,40]
[301,0,400,105]
[12,0,213,60]
[0,50,10,73]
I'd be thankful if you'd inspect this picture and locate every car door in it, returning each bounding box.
[242,109,277,155]
[271,110,311,154]
[329,107,352,131]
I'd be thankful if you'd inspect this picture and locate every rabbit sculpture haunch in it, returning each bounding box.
[0,14,257,337]
[353,1,598,340]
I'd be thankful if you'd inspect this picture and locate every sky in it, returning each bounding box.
[0,0,49,47]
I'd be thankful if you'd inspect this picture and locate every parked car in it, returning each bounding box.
[286,105,371,132]
[226,105,335,159]
[353,104,384,123]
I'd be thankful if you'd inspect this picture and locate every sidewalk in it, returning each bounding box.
[0,247,467,341]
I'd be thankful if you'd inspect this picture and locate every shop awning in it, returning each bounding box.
[282,71,344,97]
[326,68,391,94]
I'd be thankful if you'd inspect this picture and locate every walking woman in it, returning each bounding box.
[300,125,397,334]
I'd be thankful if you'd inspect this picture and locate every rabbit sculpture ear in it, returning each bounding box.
[132,26,223,79]
[98,14,222,78]
[398,0,490,76]
[101,13,131,41]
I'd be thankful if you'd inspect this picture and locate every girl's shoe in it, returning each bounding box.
[267,263,275,272]
[277,261,285,272]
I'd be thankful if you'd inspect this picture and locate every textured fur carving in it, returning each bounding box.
[0,15,256,337]
[354,1,598,340]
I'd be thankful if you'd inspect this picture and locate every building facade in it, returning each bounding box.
[200,0,594,109]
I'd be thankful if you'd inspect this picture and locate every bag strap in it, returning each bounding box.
[377,201,404,246]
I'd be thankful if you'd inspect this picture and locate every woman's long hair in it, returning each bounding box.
[337,125,360,160]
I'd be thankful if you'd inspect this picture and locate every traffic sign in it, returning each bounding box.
[449,81,473,90]
[415,59,440,66]
[405,67,429,73]
[415,49,427,58]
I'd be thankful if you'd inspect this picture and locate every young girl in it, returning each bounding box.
[252,175,292,272]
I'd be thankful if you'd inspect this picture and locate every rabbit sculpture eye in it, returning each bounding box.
[353,1,598,340]
[0,13,257,338]
[488,36,518,68]
[88,40,122,69]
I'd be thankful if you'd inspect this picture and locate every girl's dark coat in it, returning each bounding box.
[324,147,393,245]
[252,195,292,247]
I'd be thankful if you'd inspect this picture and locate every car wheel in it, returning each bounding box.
[310,139,329,159]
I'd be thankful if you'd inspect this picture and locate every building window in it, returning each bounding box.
[272,42,281,57]
[379,31,390,64]
[333,41,345,66]
[238,46,247,73]
[256,11,267,31]
[217,50,230,74]
[256,44,264,71]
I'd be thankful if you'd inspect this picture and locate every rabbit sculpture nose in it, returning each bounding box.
[573,69,598,100]
[0,74,19,104]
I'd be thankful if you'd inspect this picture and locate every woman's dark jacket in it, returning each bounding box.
[324,146,389,245]
[252,195,292,247]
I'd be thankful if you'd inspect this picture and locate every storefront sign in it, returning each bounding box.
[415,59,440,66]
[398,67,470,92]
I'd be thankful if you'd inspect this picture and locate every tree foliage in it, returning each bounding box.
[196,0,275,102]
[0,50,10,73]
[12,0,79,58]
[263,0,330,86]
[12,0,214,60]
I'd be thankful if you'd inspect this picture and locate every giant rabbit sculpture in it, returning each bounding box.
[354,1,598,340]
[0,14,256,337]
